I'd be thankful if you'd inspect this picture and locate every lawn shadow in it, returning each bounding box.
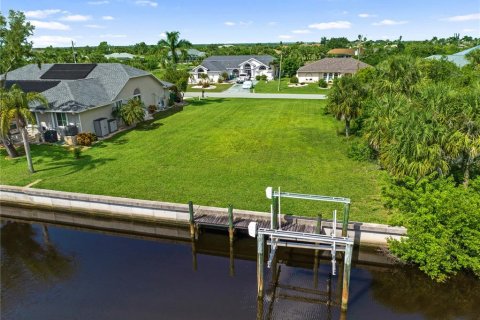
[36,154,115,176]
[188,98,228,107]
[135,122,163,131]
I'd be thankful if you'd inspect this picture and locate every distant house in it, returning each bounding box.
[296,58,371,83]
[426,45,479,67]
[327,48,364,58]
[5,63,173,139]
[105,52,137,60]
[168,49,206,62]
[190,55,276,83]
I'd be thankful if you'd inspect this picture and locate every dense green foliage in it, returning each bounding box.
[384,176,480,282]
[0,99,387,223]
[120,98,145,126]
[327,52,480,280]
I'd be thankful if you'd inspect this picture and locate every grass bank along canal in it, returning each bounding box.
[1,206,479,320]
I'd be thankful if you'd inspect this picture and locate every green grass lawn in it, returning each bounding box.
[0,99,388,223]
[254,78,330,94]
[187,83,233,92]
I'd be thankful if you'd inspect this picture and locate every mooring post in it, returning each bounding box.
[228,204,234,242]
[188,201,195,238]
[191,235,198,272]
[342,203,350,237]
[257,234,265,298]
[313,213,322,288]
[341,243,353,311]
[271,196,278,229]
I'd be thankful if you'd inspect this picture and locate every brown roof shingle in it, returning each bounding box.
[297,58,371,74]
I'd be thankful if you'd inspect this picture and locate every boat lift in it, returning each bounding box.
[249,187,354,312]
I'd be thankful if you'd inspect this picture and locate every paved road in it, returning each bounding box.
[184,91,327,100]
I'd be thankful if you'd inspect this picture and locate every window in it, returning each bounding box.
[133,88,141,101]
[115,100,123,109]
[259,65,266,70]
[56,113,67,127]
[323,73,328,80]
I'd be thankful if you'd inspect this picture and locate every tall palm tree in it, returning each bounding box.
[327,76,367,137]
[158,31,192,64]
[0,84,48,173]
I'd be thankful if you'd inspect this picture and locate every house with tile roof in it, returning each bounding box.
[327,48,364,58]
[190,55,276,83]
[296,57,371,83]
[426,45,479,67]
[4,63,173,139]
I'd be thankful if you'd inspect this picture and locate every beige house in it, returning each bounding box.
[5,63,173,139]
[296,58,371,83]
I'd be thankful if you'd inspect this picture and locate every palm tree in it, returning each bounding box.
[158,31,192,64]
[327,76,367,137]
[120,98,145,126]
[0,84,48,173]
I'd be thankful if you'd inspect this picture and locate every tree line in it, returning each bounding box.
[327,53,480,282]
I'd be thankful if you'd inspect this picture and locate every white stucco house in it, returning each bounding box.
[190,55,276,83]
[5,63,173,139]
[296,58,371,83]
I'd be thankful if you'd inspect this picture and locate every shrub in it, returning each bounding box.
[261,74,268,81]
[148,105,157,114]
[70,146,81,159]
[217,77,223,84]
[290,76,299,84]
[255,75,261,81]
[221,72,229,80]
[385,176,480,282]
[318,79,328,88]
[347,140,375,161]
[76,132,97,146]
[300,82,305,85]
[201,81,210,88]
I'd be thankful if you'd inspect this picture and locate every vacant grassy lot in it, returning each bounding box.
[187,83,232,92]
[254,78,329,94]
[0,99,387,223]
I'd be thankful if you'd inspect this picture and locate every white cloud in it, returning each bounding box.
[444,13,480,22]
[292,29,311,34]
[358,13,376,18]
[60,15,92,22]
[159,32,166,38]
[225,21,235,26]
[308,21,351,30]
[85,24,105,29]
[135,0,158,7]
[30,20,70,30]
[267,21,277,26]
[87,0,109,4]
[102,15,114,20]
[100,34,127,38]
[278,35,293,39]
[31,35,73,47]
[25,9,61,19]
[373,19,408,26]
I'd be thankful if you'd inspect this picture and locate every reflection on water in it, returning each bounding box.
[1,215,479,320]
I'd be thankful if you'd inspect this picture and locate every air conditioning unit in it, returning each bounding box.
[93,118,109,137]
[108,119,118,133]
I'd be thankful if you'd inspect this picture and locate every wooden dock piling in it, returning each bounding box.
[257,234,265,297]
[228,205,234,242]
[341,244,353,311]
[188,201,195,238]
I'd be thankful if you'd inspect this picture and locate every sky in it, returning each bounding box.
[1,0,479,47]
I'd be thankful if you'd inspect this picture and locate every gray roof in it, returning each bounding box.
[195,55,275,72]
[426,45,479,67]
[297,58,371,73]
[5,63,167,113]
[105,52,136,60]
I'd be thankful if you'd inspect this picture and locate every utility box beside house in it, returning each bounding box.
[108,119,118,133]
[93,118,109,137]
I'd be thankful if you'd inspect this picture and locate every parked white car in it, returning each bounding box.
[242,80,253,89]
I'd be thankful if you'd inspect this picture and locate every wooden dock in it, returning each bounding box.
[194,212,317,234]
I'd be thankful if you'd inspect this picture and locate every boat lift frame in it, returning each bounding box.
[251,187,355,312]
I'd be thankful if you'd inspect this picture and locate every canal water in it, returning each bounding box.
[1,212,479,320]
